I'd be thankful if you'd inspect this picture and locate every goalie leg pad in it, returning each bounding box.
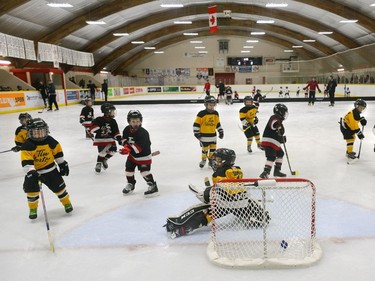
[166,203,210,238]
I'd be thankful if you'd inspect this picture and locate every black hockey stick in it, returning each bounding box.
[282,142,299,175]
[0,149,12,154]
[357,125,365,159]
[262,86,274,99]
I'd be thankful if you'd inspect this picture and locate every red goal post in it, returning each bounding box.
[207,178,322,268]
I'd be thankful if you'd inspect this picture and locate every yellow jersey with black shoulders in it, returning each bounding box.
[343,109,361,133]
[14,125,28,146]
[21,136,64,174]
[239,105,258,126]
[193,109,223,142]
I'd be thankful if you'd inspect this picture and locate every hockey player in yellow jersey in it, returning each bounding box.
[11,113,32,152]
[340,99,367,159]
[239,96,262,153]
[165,148,270,238]
[20,118,72,219]
[193,95,224,169]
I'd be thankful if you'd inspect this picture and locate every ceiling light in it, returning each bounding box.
[241,50,251,53]
[284,50,294,52]
[160,4,184,8]
[47,3,73,7]
[154,51,164,54]
[318,31,333,35]
[184,33,199,36]
[131,41,145,44]
[246,40,259,43]
[251,32,265,35]
[190,40,202,43]
[292,45,303,48]
[113,33,129,36]
[194,46,205,49]
[86,20,106,25]
[243,46,254,48]
[0,60,11,65]
[256,20,275,24]
[337,68,345,72]
[339,19,358,23]
[266,3,288,8]
[198,51,208,54]
[174,21,192,24]
[303,39,316,42]
[144,47,156,50]
[100,71,109,74]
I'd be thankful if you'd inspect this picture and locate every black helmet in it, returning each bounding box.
[127,110,143,122]
[101,103,116,118]
[204,95,217,106]
[18,113,32,125]
[26,118,49,142]
[214,148,236,166]
[354,99,367,109]
[273,104,288,120]
[243,95,253,105]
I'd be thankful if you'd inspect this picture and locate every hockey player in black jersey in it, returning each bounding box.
[79,98,94,139]
[121,110,158,197]
[239,96,262,152]
[20,118,72,219]
[165,148,270,238]
[90,103,122,173]
[253,89,263,108]
[11,112,32,152]
[259,104,288,178]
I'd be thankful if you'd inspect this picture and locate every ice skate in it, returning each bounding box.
[95,162,102,174]
[273,168,286,177]
[144,182,159,197]
[199,159,206,168]
[64,203,73,213]
[247,145,252,153]
[346,151,356,159]
[122,183,135,195]
[29,208,37,220]
[102,158,108,170]
[259,170,270,179]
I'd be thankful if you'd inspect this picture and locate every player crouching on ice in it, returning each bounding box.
[120,110,158,197]
[340,99,367,159]
[259,104,288,178]
[20,118,72,219]
[165,148,270,238]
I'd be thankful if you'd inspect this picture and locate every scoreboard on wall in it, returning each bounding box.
[227,57,263,66]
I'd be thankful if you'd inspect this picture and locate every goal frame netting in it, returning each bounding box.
[207,178,322,268]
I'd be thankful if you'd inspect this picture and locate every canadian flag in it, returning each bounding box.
[208,5,217,33]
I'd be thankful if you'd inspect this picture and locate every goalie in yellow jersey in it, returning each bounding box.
[193,95,224,169]
[165,148,270,238]
[20,118,72,220]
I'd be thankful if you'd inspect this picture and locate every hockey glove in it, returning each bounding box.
[194,133,201,140]
[218,131,224,139]
[11,145,21,152]
[360,117,367,126]
[119,145,131,155]
[277,126,285,136]
[79,117,85,124]
[58,161,70,176]
[357,131,365,140]
[254,116,259,125]
[115,136,123,146]
[280,136,287,143]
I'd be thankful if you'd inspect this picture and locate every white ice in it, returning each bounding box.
[1,95,375,281]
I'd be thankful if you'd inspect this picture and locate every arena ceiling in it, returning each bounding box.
[1,0,375,75]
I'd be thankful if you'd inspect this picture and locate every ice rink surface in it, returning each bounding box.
[1,94,374,281]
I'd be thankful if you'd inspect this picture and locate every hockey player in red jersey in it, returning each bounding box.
[79,98,94,139]
[165,148,270,238]
[121,110,158,197]
[90,103,121,174]
[259,104,288,178]
[304,77,321,105]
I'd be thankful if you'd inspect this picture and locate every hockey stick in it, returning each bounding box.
[39,181,55,253]
[282,142,299,175]
[238,123,253,133]
[0,149,12,154]
[262,86,274,99]
[357,125,365,159]
[38,106,48,114]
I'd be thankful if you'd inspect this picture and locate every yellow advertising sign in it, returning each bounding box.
[0,92,26,108]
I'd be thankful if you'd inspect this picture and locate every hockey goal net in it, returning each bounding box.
[207,178,322,268]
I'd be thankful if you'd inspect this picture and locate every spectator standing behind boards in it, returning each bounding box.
[304,77,321,106]
[37,81,48,108]
[203,79,211,96]
[79,78,85,89]
[47,80,59,111]
[87,80,97,101]
[215,80,225,101]
[101,79,108,102]
[327,75,338,107]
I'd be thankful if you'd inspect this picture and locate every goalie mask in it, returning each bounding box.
[101,103,116,118]
[214,148,236,167]
[27,118,49,142]
[19,112,32,126]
